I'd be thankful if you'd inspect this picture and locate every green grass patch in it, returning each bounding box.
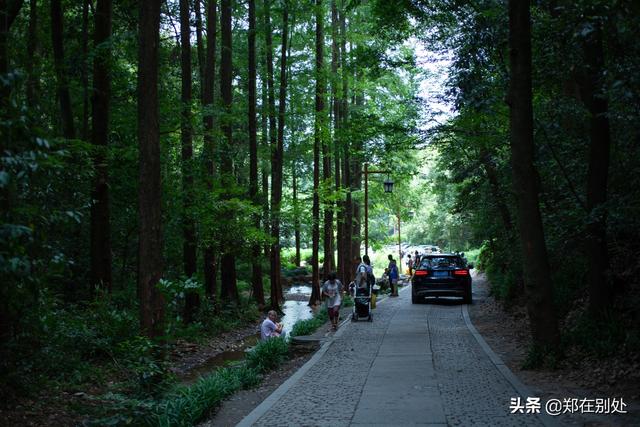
[89,337,289,426]
[290,309,328,337]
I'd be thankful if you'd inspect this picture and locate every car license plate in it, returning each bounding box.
[433,271,448,277]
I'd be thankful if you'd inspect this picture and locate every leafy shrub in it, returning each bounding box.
[236,365,261,389]
[522,343,560,370]
[567,311,628,357]
[115,336,174,396]
[90,336,288,426]
[151,368,241,427]
[290,309,328,337]
[245,336,289,373]
[0,290,142,400]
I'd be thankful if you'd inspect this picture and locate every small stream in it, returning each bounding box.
[280,283,315,334]
[179,333,260,384]
[179,283,315,384]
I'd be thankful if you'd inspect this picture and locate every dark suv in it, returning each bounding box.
[411,254,473,304]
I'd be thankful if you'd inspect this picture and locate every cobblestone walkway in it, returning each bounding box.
[239,287,547,426]
[427,302,541,426]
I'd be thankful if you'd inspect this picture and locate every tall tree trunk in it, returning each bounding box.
[194,0,205,93]
[90,0,113,292]
[180,0,199,322]
[0,0,24,343]
[582,18,612,316]
[270,0,289,310]
[331,0,341,283]
[322,126,333,280]
[263,0,279,309]
[309,0,324,306]
[345,13,360,279]
[321,0,333,279]
[339,2,352,283]
[507,0,559,351]
[248,0,264,307]
[350,100,362,272]
[261,77,270,261]
[137,0,164,338]
[202,0,217,302]
[293,160,301,266]
[219,0,238,303]
[25,0,38,109]
[0,0,23,106]
[260,157,271,259]
[50,0,75,138]
[81,0,89,140]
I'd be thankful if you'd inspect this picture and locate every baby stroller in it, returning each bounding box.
[349,280,373,322]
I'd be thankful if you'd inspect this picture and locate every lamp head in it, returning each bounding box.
[383,177,394,193]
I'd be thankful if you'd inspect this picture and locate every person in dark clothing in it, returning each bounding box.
[387,254,399,296]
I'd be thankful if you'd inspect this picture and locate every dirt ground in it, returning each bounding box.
[468,273,640,427]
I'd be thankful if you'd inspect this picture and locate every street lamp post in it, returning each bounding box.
[397,213,401,271]
[363,163,393,256]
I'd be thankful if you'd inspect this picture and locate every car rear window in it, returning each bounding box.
[419,256,464,269]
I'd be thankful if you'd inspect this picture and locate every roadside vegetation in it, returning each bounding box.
[374,1,640,368]
[87,336,288,426]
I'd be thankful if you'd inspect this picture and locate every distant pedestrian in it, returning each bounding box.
[413,250,421,270]
[363,254,375,288]
[407,254,413,276]
[260,310,283,340]
[321,272,343,331]
[388,254,399,296]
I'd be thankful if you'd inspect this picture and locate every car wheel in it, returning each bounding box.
[411,293,418,304]
[464,288,472,304]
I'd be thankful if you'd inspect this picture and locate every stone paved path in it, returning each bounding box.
[238,285,550,426]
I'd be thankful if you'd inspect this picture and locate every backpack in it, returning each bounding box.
[366,269,375,287]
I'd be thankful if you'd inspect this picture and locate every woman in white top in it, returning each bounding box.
[321,271,343,331]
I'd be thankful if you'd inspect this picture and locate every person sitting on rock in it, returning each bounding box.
[260,310,283,341]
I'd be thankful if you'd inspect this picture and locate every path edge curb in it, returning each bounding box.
[462,304,559,427]
[236,285,408,426]
[236,314,352,426]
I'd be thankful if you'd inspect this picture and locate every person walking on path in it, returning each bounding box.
[260,310,283,340]
[363,254,375,287]
[321,271,343,331]
[406,254,413,276]
[388,254,399,296]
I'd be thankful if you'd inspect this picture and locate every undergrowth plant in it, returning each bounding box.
[91,337,289,426]
[290,308,328,337]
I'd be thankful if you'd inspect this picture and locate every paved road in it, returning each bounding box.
[238,284,552,426]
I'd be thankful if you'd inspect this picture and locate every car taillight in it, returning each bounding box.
[414,270,429,276]
[454,269,469,276]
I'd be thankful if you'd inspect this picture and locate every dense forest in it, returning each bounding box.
[1,0,639,424]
